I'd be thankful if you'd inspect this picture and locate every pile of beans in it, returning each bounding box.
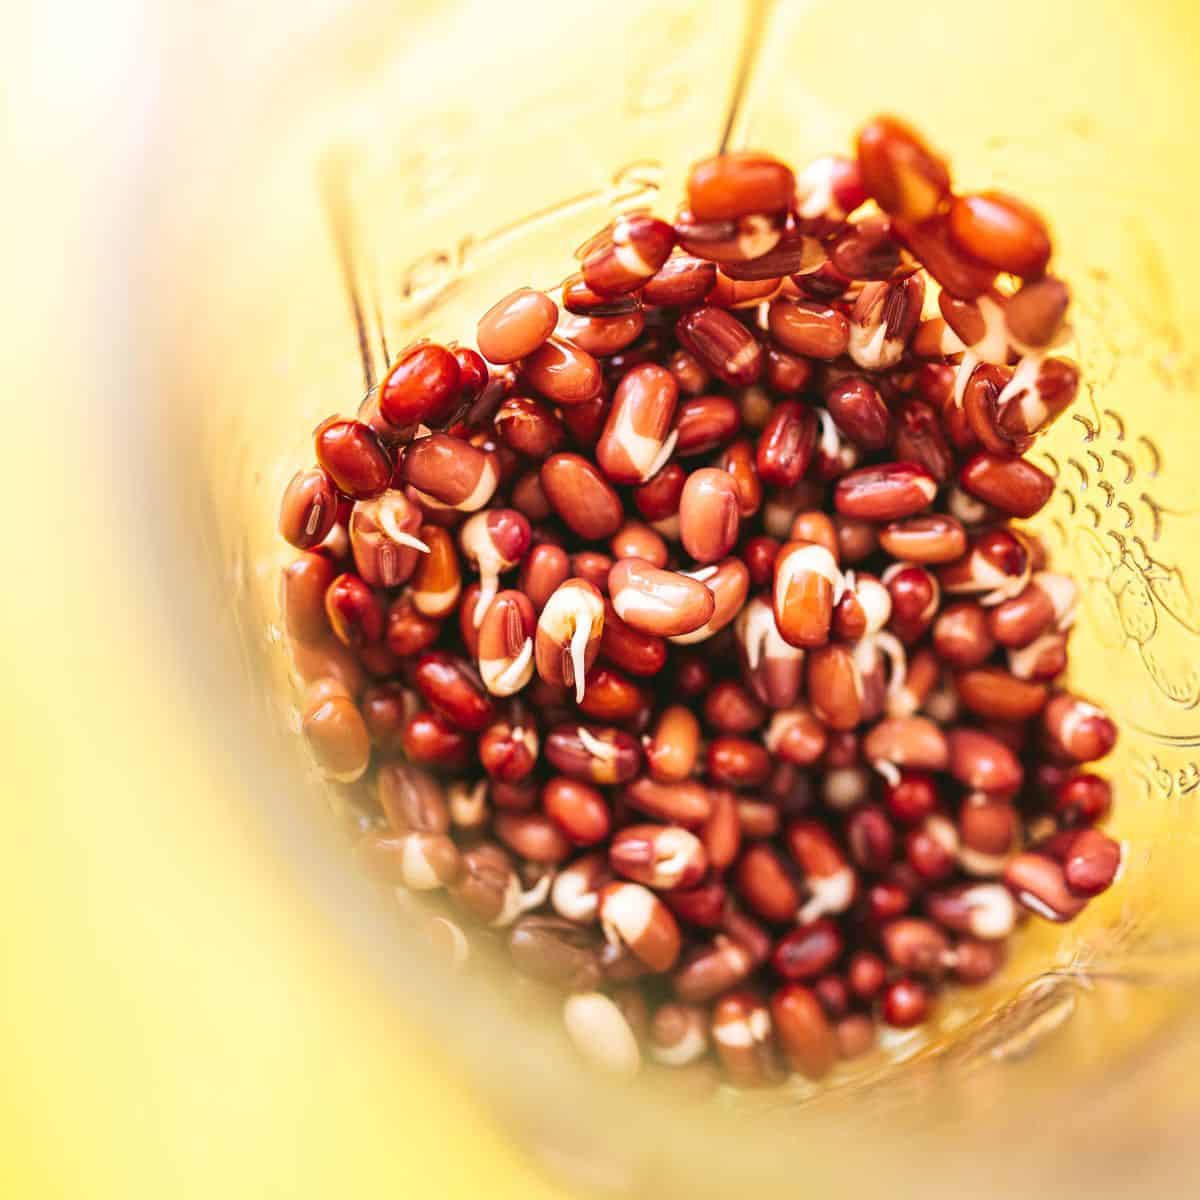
[278,114,1121,1089]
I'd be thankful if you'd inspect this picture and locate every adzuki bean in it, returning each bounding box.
[277,114,1118,1089]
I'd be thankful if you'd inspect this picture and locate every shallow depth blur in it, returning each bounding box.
[9,1,1200,1197]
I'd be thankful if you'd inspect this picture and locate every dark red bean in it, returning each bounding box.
[756,401,818,488]
[894,215,996,300]
[325,573,384,647]
[413,652,494,733]
[835,462,938,521]
[675,307,763,387]
[825,375,891,450]
[881,978,933,1027]
[830,214,904,280]
[771,919,843,980]
[401,709,472,770]
[379,343,462,426]
[1053,773,1113,827]
[384,590,441,657]
[315,418,393,500]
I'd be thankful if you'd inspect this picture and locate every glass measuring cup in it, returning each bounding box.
[137,1,1200,1193]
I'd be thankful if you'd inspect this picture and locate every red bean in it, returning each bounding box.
[675,209,785,265]
[767,298,849,360]
[595,363,678,485]
[379,343,462,426]
[1054,773,1113,827]
[773,540,841,648]
[894,214,996,300]
[687,152,794,220]
[932,602,996,667]
[756,400,818,488]
[1042,693,1117,763]
[414,651,494,733]
[325,573,384,647]
[955,666,1048,721]
[402,433,498,511]
[315,418,393,500]
[846,804,896,873]
[599,882,681,972]
[881,978,933,1027]
[879,514,966,564]
[957,799,1016,868]
[578,665,650,724]
[477,717,537,781]
[856,115,950,222]
[675,307,763,387]
[772,919,843,980]
[1063,828,1122,896]
[1004,852,1086,922]
[722,230,824,281]
[633,461,686,524]
[474,289,557,364]
[610,824,707,891]
[707,736,771,789]
[625,776,711,827]
[546,723,642,786]
[540,453,625,540]
[377,761,449,835]
[522,337,603,406]
[949,192,1052,278]
[678,468,741,564]
[542,777,611,846]
[771,984,837,1079]
[493,395,564,458]
[894,398,955,484]
[279,469,338,549]
[947,728,1023,794]
[825,375,891,450]
[281,553,335,645]
[960,452,1055,519]
[562,272,641,316]
[609,558,715,638]
[643,254,718,306]
[708,271,782,308]
[302,693,370,782]
[1007,276,1070,347]
[289,635,364,698]
[645,704,701,783]
[671,394,741,457]
[581,213,675,296]
[275,119,1110,1073]
[835,462,938,521]
[519,543,571,613]
[560,311,645,357]
[598,600,668,678]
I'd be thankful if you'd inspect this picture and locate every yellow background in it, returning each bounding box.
[1,1,561,1196]
[6,0,1200,1197]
